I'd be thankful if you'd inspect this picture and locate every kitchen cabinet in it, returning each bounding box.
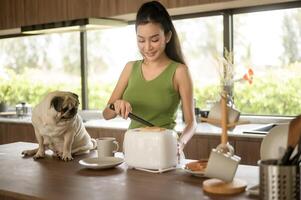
[0,122,36,144]
[185,135,235,160]
[185,134,262,165]
[0,0,24,30]
[1,0,296,30]
[235,138,262,165]
[0,121,263,165]
[23,0,68,26]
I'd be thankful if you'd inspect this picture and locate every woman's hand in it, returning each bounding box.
[177,140,186,164]
[112,100,132,119]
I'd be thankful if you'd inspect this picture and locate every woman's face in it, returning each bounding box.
[136,22,170,62]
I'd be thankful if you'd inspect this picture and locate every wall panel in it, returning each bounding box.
[1,0,295,29]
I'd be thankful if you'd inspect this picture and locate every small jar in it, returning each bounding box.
[16,102,32,116]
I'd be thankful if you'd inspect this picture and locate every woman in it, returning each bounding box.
[102,1,196,152]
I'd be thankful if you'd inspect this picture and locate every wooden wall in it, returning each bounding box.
[0,0,296,29]
[0,0,25,30]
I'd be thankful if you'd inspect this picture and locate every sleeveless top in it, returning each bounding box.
[122,60,180,129]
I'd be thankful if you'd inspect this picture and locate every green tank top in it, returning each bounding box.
[123,60,180,129]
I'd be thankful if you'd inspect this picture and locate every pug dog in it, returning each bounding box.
[22,91,96,161]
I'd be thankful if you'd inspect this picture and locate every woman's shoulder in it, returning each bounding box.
[121,60,143,77]
[174,62,190,79]
[125,60,142,69]
[176,63,187,69]
[172,61,188,72]
[127,59,143,65]
[171,61,191,90]
[169,59,186,69]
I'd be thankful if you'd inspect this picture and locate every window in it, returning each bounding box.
[233,7,301,116]
[0,33,81,109]
[86,16,223,110]
[87,25,140,110]
[173,16,223,109]
[1,2,300,117]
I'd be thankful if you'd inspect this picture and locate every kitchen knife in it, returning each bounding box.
[109,104,154,127]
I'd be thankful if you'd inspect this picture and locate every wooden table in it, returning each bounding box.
[0,142,259,200]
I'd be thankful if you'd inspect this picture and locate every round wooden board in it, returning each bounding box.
[203,178,247,195]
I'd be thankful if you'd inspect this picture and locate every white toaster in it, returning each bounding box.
[123,128,178,173]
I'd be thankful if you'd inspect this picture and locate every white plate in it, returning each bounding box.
[183,167,205,177]
[79,157,124,169]
[260,124,289,160]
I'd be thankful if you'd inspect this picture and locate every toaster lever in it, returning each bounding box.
[109,104,155,127]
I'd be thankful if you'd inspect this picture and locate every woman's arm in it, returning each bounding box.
[174,64,197,150]
[102,61,134,120]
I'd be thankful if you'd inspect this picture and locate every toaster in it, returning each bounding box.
[123,128,178,173]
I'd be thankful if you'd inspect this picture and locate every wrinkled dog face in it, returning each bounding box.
[50,93,79,121]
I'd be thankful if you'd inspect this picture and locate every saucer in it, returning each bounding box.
[79,157,124,169]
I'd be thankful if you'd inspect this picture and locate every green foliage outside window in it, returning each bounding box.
[1,73,300,116]
[234,75,301,116]
[0,76,80,107]
[194,74,301,116]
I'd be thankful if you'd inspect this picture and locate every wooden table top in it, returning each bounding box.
[0,142,259,200]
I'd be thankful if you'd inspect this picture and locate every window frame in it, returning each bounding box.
[74,2,301,115]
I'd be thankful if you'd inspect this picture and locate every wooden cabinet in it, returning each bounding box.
[0,122,36,144]
[0,0,25,30]
[1,0,291,30]
[0,122,262,165]
[23,0,68,26]
[184,134,262,165]
[235,138,262,165]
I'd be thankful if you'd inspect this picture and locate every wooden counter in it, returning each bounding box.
[0,142,259,200]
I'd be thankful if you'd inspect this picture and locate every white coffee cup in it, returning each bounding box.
[97,137,119,157]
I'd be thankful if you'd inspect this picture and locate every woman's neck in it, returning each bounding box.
[143,54,170,68]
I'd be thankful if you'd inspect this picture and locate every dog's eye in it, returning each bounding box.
[70,108,77,114]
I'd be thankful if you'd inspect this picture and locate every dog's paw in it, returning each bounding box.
[33,151,45,160]
[21,150,32,157]
[60,152,73,161]
[22,149,38,157]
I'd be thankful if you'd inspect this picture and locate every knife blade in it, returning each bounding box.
[109,104,154,127]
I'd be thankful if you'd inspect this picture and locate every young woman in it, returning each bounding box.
[102,1,196,152]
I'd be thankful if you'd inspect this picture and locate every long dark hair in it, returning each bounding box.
[135,1,186,65]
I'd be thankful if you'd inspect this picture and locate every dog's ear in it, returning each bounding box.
[50,96,64,112]
[71,92,80,105]
[71,93,79,100]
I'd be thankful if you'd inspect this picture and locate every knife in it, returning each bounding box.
[109,104,154,127]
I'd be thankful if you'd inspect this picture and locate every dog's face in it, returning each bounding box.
[50,92,79,121]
